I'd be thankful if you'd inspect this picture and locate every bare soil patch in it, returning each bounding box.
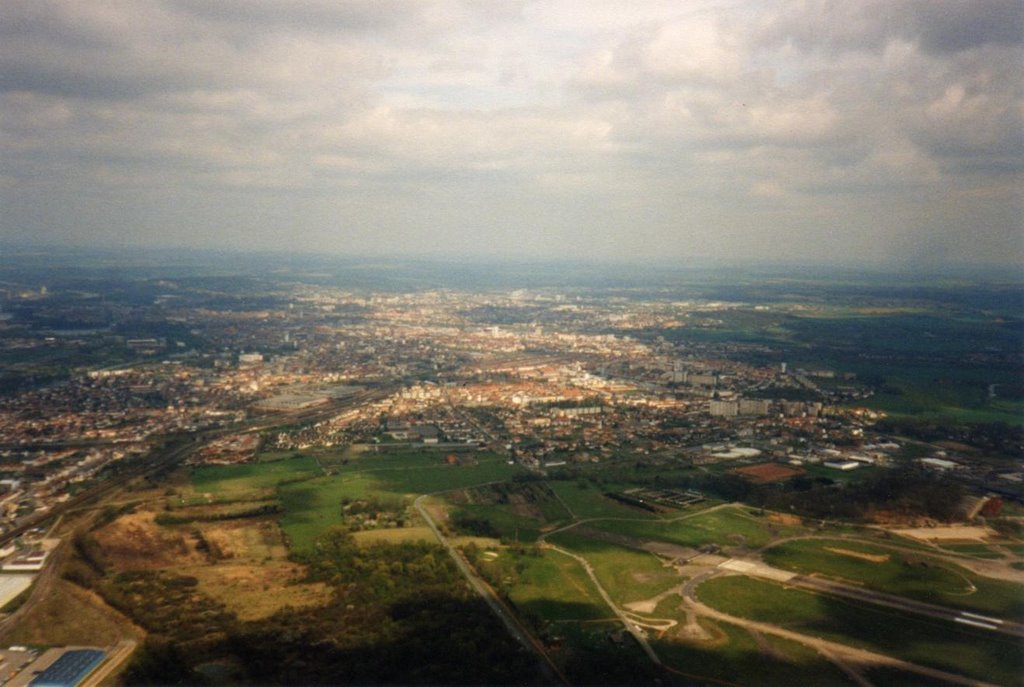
[894,526,996,541]
[731,463,805,484]
[640,541,699,561]
[767,513,801,526]
[182,562,330,622]
[93,511,205,570]
[0,580,144,646]
[825,547,889,563]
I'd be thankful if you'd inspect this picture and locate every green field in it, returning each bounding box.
[664,305,1024,426]
[190,450,524,554]
[191,455,322,498]
[698,576,1023,686]
[547,481,663,520]
[479,548,611,623]
[651,617,856,687]
[547,532,679,605]
[763,538,1024,618]
[585,506,804,551]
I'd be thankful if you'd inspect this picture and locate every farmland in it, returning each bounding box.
[45,447,543,686]
[33,429,1024,686]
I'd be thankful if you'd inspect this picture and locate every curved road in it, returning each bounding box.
[681,570,1002,687]
[543,543,662,666]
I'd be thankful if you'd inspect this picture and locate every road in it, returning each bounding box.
[79,640,137,687]
[544,543,662,667]
[792,573,1024,639]
[413,494,568,687]
[0,388,392,548]
[760,532,1024,583]
[680,573,1002,687]
[0,539,66,637]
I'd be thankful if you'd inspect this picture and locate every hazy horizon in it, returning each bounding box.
[2,1,1022,268]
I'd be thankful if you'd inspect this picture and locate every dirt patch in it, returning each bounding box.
[184,562,331,621]
[508,502,543,519]
[0,579,144,646]
[674,616,725,646]
[352,527,437,545]
[198,519,288,561]
[731,463,805,484]
[825,547,889,563]
[640,541,699,561]
[93,511,205,570]
[767,513,801,526]
[894,526,996,541]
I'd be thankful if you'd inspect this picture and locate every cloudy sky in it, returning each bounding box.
[1,0,1021,267]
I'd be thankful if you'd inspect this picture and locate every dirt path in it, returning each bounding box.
[681,572,1001,687]
[761,534,1024,583]
[538,501,738,543]
[545,543,663,666]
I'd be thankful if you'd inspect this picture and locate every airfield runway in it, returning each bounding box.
[718,557,1024,639]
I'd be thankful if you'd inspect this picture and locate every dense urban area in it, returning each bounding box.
[0,251,1021,686]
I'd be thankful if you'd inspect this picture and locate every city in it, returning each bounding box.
[1,0,1021,684]
[0,253,1019,685]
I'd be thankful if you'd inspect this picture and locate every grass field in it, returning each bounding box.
[191,455,321,499]
[763,538,1024,617]
[651,617,856,687]
[450,502,552,542]
[697,576,1023,686]
[547,481,666,520]
[588,506,804,551]
[273,452,522,553]
[188,449,524,554]
[351,527,437,545]
[490,548,611,623]
[547,532,680,605]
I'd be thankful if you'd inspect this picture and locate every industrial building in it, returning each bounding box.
[26,649,106,687]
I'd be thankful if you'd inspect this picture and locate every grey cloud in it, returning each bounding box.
[759,0,1023,55]
[0,0,1020,266]
[161,0,416,34]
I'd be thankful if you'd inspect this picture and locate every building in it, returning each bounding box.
[920,457,959,471]
[252,394,329,412]
[238,352,264,366]
[709,400,738,417]
[2,550,48,572]
[823,460,860,471]
[738,399,770,416]
[27,649,106,687]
